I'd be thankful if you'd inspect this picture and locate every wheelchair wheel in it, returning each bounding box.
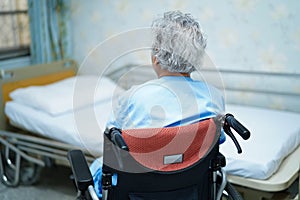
[222,182,243,200]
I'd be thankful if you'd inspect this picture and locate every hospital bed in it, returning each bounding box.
[0,60,299,199]
[195,68,300,199]
[222,105,300,199]
[0,59,124,186]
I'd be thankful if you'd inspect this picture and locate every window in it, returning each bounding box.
[0,0,30,60]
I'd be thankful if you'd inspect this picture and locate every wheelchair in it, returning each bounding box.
[68,113,250,200]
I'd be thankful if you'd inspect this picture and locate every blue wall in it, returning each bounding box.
[70,0,300,71]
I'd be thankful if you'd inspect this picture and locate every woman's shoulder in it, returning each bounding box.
[119,79,161,99]
[127,79,165,91]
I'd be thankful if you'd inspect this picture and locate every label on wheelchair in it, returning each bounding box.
[164,154,183,165]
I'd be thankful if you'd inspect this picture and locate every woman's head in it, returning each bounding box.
[151,11,207,73]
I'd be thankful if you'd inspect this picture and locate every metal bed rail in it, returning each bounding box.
[0,130,97,187]
[107,64,300,113]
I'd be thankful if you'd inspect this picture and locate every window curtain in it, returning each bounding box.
[28,0,71,64]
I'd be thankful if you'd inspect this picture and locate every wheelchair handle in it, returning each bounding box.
[110,129,129,151]
[225,114,250,140]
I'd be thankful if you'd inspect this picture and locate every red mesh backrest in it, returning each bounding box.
[122,118,218,172]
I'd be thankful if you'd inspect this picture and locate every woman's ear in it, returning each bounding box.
[151,55,162,77]
[151,55,158,64]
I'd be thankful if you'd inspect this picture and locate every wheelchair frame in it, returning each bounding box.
[68,113,250,200]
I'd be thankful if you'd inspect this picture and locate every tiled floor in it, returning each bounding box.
[0,165,75,200]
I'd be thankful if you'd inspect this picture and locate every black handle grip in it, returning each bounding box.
[111,129,129,151]
[225,114,250,140]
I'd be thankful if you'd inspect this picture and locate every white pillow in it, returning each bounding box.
[9,75,124,116]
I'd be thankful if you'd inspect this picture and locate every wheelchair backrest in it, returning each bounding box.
[102,117,222,200]
[122,118,219,172]
[103,117,221,174]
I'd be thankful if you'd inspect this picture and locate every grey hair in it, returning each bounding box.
[151,11,207,73]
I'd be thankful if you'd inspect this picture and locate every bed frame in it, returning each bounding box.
[0,59,95,186]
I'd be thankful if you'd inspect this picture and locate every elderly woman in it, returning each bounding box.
[91,10,225,197]
[106,11,224,134]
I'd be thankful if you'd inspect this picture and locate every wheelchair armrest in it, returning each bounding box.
[67,150,94,192]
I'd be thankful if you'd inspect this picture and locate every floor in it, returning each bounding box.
[0,165,75,200]
[233,180,299,200]
[0,165,298,200]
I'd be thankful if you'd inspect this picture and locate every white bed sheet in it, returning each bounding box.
[5,101,114,156]
[221,104,300,180]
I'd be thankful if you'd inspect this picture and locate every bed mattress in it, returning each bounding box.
[5,102,300,179]
[222,104,300,180]
[5,101,113,156]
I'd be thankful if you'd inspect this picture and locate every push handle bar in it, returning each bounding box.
[106,128,129,151]
[225,114,250,140]
[224,114,251,154]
